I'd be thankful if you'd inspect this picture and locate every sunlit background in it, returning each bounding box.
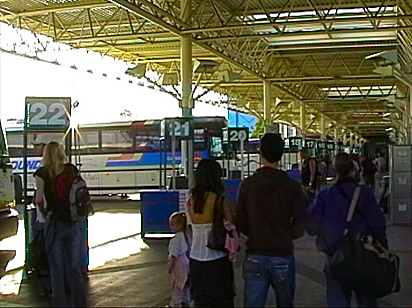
[0,22,258,127]
[0,20,257,298]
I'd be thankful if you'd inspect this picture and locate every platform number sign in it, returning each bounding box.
[25,97,71,129]
[326,142,335,151]
[305,140,316,149]
[289,137,302,148]
[162,118,194,140]
[317,142,327,150]
[223,128,249,144]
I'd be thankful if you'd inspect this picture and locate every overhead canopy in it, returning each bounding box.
[1,0,412,140]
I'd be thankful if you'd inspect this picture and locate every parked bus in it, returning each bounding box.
[5,117,231,197]
[0,119,19,277]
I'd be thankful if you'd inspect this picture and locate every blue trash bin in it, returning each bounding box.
[140,190,179,238]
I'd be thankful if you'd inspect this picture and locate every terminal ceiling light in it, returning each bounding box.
[382,112,391,117]
[193,59,220,74]
[125,63,147,78]
[158,72,179,86]
[217,70,241,82]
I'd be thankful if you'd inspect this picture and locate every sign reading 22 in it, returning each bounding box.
[29,102,68,126]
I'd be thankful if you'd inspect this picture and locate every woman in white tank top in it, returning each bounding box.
[187,159,235,307]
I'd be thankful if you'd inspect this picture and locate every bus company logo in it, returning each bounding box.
[11,159,42,171]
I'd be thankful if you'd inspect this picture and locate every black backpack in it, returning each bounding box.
[54,165,93,222]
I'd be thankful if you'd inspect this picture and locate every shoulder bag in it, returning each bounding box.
[329,186,401,298]
[206,196,228,252]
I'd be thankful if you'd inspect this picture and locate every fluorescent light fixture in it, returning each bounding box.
[382,112,391,117]
[386,127,393,131]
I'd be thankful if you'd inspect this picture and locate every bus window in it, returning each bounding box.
[6,131,37,157]
[194,128,207,151]
[248,139,260,153]
[101,129,133,153]
[135,127,160,152]
[210,136,223,159]
[76,131,99,154]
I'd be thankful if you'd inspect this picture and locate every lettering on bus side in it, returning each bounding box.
[11,159,42,171]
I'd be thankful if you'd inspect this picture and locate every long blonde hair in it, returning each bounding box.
[42,142,67,178]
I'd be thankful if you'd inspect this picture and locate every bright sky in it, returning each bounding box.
[0,22,229,125]
[0,51,229,125]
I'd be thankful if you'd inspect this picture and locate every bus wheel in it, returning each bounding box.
[13,175,23,204]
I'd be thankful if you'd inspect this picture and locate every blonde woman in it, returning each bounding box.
[34,142,87,307]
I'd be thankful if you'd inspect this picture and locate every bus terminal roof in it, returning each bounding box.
[1,0,411,141]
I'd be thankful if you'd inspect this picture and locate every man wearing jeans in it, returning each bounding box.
[236,133,306,307]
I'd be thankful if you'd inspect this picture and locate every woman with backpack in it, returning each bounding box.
[306,153,388,307]
[34,142,87,307]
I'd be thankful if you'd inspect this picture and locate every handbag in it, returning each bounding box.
[329,186,401,299]
[206,196,228,252]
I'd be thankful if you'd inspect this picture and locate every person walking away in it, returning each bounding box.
[187,159,236,307]
[34,142,87,307]
[361,155,377,188]
[237,133,306,307]
[300,147,318,204]
[351,154,361,184]
[167,212,191,308]
[306,153,388,308]
[31,136,51,298]
[376,154,387,185]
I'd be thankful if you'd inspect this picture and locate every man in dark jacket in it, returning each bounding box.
[236,133,306,307]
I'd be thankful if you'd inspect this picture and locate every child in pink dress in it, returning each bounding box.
[167,212,191,308]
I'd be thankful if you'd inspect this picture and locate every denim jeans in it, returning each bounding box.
[324,265,377,308]
[243,254,296,308]
[45,218,87,307]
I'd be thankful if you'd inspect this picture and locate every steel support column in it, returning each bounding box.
[263,81,277,133]
[300,104,306,144]
[350,132,354,148]
[409,86,412,144]
[334,128,339,155]
[320,114,326,141]
[180,0,193,186]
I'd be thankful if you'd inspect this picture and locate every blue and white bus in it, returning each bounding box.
[5,117,230,196]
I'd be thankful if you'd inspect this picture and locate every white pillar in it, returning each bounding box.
[180,0,193,186]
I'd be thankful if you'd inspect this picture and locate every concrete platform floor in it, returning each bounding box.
[1,221,411,307]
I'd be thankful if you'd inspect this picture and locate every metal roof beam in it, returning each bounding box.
[0,2,113,19]
[181,14,412,35]
[196,26,405,43]
[57,32,174,43]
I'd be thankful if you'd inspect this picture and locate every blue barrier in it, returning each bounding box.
[140,190,179,238]
[286,169,301,182]
[224,179,242,207]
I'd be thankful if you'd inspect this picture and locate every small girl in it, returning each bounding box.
[167,212,191,308]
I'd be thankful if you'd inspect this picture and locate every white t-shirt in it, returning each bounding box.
[169,232,189,258]
[34,176,47,223]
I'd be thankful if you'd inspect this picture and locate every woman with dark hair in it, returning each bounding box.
[307,153,388,307]
[187,159,235,307]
